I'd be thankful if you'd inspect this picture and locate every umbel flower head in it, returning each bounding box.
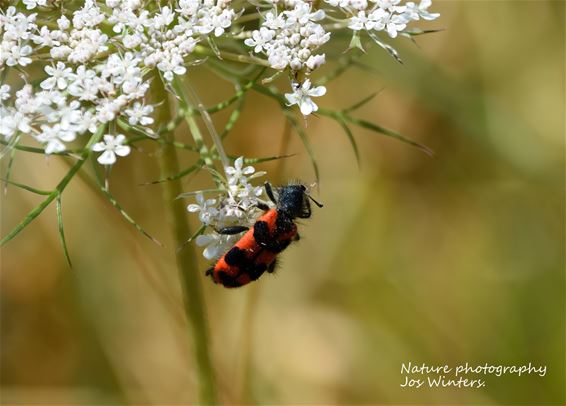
[187,157,268,260]
[0,0,439,159]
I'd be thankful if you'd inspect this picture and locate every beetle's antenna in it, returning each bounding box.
[307,194,323,208]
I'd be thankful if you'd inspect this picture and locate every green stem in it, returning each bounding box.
[0,125,105,246]
[150,75,217,405]
[194,45,271,67]
[171,77,217,172]
[0,138,85,155]
[184,80,230,169]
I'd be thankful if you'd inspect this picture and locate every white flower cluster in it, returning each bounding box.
[0,7,36,68]
[245,0,330,73]
[187,157,268,259]
[245,0,438,116]
[334,0,440,38]
[0,0,440,156]
[107,0,237,81]
[0,0,239,160]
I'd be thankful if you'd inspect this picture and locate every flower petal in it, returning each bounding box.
[300,99,315,116]
[97,150,116,165]
[114,145,131,157]
[234,156,244,170]
[92,142,106,152]
[309,85,327,97]
[196,234,215,246]
[187,204,201,212]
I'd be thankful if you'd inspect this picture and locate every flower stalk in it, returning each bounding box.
[150,75,217,405]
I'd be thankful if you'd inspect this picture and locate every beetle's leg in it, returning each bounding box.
[267,259,278,273]
[216,226,249,235]
[265,182,277,205]
[256,202,270,211]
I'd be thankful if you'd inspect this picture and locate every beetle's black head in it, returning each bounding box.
[276,183,323,219]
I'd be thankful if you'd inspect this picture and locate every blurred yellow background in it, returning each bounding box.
[1,1,564,404]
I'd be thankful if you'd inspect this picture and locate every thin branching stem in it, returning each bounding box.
[172,77,217,174]
[184,80,230,169]
[150,75,217,405]
[194,45,270,67]
[0,125,105,246]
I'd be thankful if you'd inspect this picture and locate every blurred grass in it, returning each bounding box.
[1,1,564,405]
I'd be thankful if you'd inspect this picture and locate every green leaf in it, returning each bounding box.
[0,138,80,155]
[140,161,203,185]
[0,134,20,160]
[102,187,164,246]
[401,28,445,37]
[238,154,296,165]
[220,99,245,139]
[367,31,403,64]
[316,52,364,86]
[176,188,225,200]
[202,165,227,185]
[90,157,163,246]
[4,146,17,193]
[207,36,223,60]
[117,119,158,139]
[172,77,217,171]
[347,32,365,53]
[319,109,434,156]
[0,125,106,247]
[56,195,73,268]
[1,178,52,195]
[336,120,360,167]
[261,70,283,84]
[251,84,321,180]
[344,91,380,113]
[177,224,207,253]
[283,110,320,183]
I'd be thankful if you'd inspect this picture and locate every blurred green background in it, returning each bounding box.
[1,1,564,404]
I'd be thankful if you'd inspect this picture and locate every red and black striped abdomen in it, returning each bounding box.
[208,209,298,288]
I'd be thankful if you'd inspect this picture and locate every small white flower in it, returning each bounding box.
[157,53,187,81]
[285,79,326,116]
[383,12,409,38]
[36,124,76,154]
[405,0,440,21]
[68,65,97,97]
[0,110,31,139]
[0,85,10,102]
[244,27,275,53]
[124,102,154,126]
[75,110,99,134]
[305,54,325,71]
[267,46,291,70]
[96,98,122,122]
[376,0,402,11]
[57,15,71,30]
[23,0,47,9]
[225,157,255,186]
[154,6,175,28]
[32,26,60,48]
[123,33,143,49]
[196,232,239,260]
[6,45,33,67]
[92,134,131,165]
[41,62,75,90]
[188,193,219,225]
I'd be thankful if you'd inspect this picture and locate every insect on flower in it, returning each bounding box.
[206,182,323,288]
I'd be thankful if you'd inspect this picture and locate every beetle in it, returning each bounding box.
[206,182,323,288]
